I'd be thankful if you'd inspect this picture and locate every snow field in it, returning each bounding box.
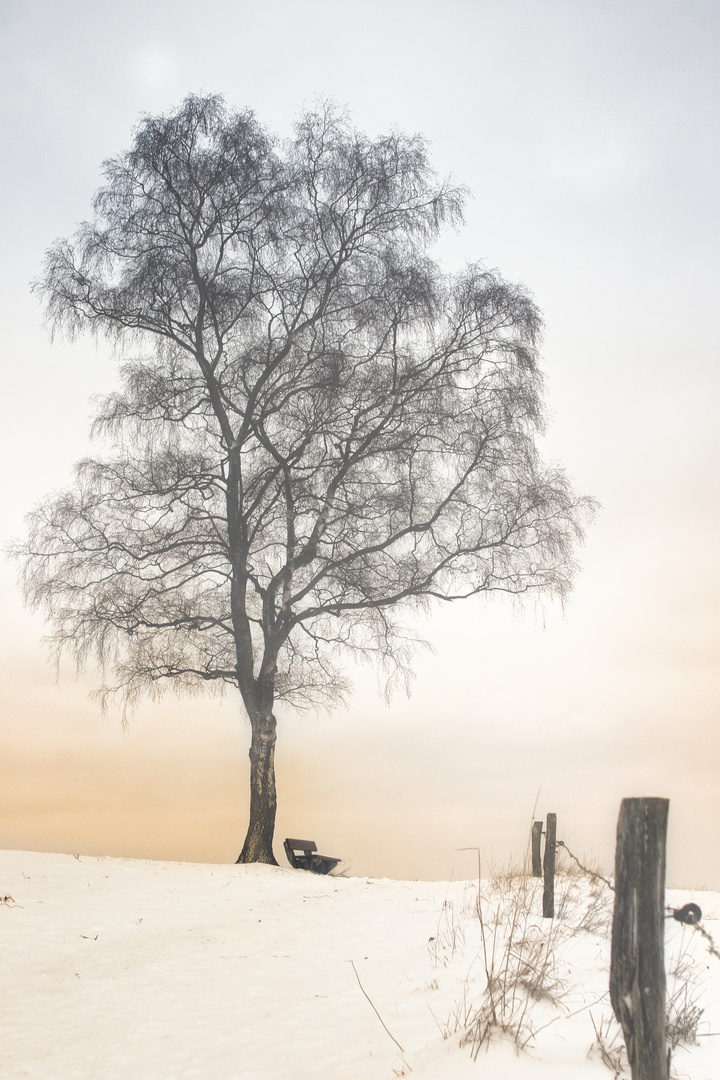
[1,850,718,1079]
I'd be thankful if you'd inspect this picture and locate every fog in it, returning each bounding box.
[1,0,718,886]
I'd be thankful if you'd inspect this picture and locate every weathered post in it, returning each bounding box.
[610,797,669,1080]
[531,820,543,877]
[542,812,556,918]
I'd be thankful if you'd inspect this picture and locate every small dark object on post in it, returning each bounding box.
[670,902,702,925]
[283,838,340,875]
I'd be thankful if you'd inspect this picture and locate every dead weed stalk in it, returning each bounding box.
[459,871,566,1056]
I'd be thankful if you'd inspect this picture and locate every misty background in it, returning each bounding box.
[0,0,718,886]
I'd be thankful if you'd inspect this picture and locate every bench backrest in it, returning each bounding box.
[283,838,317,867]
[284,838,317,854]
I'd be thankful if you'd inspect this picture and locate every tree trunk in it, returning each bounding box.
[236,711,279,864]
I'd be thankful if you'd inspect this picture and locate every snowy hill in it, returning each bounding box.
[1,850,718,1079]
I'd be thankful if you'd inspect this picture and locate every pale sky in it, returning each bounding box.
[1,0,718,886]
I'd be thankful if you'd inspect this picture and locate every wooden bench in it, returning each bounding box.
[283,838,340,875]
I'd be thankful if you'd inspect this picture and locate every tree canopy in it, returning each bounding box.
[19,95,593,862]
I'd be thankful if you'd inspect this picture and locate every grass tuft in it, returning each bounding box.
[433,859,709,1070]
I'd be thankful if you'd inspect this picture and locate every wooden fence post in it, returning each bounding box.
[542,812,556,918]
[531,821,543,877]
[610,797,669,1080]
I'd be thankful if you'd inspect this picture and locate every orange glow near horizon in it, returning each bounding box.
[1,1,718,894]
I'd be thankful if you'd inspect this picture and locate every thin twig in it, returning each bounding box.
[527,992,608,1045]
[350,959,406,1055]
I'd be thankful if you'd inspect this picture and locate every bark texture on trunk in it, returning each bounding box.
[236,712,279,864]
[610,797,669,1080]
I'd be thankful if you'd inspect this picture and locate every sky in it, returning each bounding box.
[0,0,718,886]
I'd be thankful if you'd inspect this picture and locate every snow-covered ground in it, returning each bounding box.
[2,849,718,1079]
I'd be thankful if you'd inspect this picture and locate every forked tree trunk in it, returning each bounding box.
[236,711,279,864]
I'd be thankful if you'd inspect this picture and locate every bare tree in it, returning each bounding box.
[17,95,593,864]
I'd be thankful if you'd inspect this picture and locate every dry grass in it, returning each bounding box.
[588,1013,628,1078]
[429,896,467,967]
[433,867,573,1055]
[666,939,705,1075]
[433,859,707,1072]
[587,978,704,1080]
